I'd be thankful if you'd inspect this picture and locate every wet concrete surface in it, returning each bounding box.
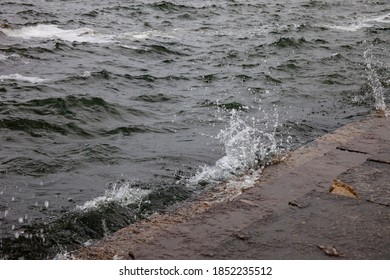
[74,113,390,259]
[207,190,389,259]
[337,160,390,206]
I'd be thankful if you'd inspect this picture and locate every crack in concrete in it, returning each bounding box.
[365,199,390,208]
[367,158,390,165]
[336,147,369,154]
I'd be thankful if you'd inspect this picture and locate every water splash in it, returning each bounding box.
[188,107,285,187]
[363,46,389,116]
[76,181,150,211]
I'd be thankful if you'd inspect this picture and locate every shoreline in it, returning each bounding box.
[73,112,389,259]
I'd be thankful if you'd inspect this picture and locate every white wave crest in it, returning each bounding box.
[323,22,372,32]
[81,71,91,78]
[322,12,390,32]
[116,29,175,41]
[1,24,179,45]
[76,181,151,211]
[0,73,47,84]
[0,53,21,62]
[0,24,114,43]
[368,13,390,24]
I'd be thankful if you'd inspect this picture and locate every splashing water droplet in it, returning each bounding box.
[188,107,286,187]
[76,181,151,211]
[363,46,389,116]
[101,219,109,237]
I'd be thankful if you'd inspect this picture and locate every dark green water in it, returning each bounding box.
[0,0,389,259]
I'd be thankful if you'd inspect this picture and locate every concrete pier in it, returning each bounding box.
[75,113,389,259]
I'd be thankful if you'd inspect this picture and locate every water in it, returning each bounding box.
[0,0,389,259]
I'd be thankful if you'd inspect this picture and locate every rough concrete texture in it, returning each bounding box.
[208,191,389,259]
[74,113,390,259]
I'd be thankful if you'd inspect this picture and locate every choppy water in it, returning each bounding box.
[0,0,389,259]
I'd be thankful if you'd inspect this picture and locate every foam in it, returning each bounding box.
[116,30,175,41]
[0,24,179,45]
[0,73,48,84]
[188,108,283,187]
[363,47,389,116]
[0,24,114,43]
[81,71,91,78]
[0,53,21,62]
[76,181,151,211]
[322,13,390,32]
[323,22,372,32]
[368,13,390,24]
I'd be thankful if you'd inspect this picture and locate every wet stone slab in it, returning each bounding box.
[336,119,390,161]
[208,191,390,260]
[336,160,390,206]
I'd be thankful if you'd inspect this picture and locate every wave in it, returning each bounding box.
[271,37,308,48]
[323,22,372,32]
[368,13,390,24]
[148,1,196,12]
[134,93,180,103]
[0,117,91,139]
[0,73,48,84]
[1,24,180,45]
[117,30,175,41]
[103,125,163,136]
[0,156,69,177]
[0,181,151,259]
[0,24,114,43]
[76,181,151,211]
[1,179,193,259]
[0,93,165,145]
[322,12,390,32]
[0,53,22,62]
[188,108,286,187]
